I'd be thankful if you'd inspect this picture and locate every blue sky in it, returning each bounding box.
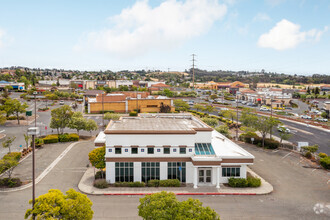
[0,0,329,75]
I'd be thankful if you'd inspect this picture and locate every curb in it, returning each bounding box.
[103,192,257,196]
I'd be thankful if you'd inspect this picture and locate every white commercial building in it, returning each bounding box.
[96,114,254,188]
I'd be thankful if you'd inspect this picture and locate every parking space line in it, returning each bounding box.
[282,152,292,159]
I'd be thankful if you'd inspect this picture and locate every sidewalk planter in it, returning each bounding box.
[94,179,109,189]
[147,179,181,187]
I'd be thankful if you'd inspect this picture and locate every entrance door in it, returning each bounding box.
[198,168,212,184]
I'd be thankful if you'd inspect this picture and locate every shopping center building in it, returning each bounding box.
[95,113,254,188]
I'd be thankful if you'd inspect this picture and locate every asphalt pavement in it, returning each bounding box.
[0,141,329,219]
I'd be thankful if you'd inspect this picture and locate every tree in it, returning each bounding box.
[24,134,31,149]
[50,105,73,135]
[193,104,204,112]
[204,105,215,113]
[25,189,93,220]
[0,110,6,125]
[173,99,189,112]
[69,112,87,135]
[222,109,237,123]
[85,119,98,136]
[88,146,105,169]
[2,136,16,153]
[138,191,220,220]
[321,112,328,119]
[2,85,13,99]
[0,158,18,179]
[278,128,292,147]
[254,116,280,148]
[215,124,230,138]
[201,117,218,127]
[4,98,28,124]
[104,112,120,121]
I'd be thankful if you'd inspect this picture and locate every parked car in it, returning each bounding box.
[59,100,65,105]
[316,118,328,122]
[277,126,291,133]
[300,115,312,119]
[259,107,268,111]
[241,101,247,105]
[285,107,292,110]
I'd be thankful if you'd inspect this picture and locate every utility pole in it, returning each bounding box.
[236,92,240,141]
[191,54,196,90]
[33,91,37,128]
[102,93,104,129]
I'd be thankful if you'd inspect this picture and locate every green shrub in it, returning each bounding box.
[320,156,330,169]
[318,152,327,158]
[3,152,21,161]
[7,116,26,120]
[159,179,181,187]
[228,178,248,187]
[148,179,160,187]
[302,145,319,153]
[247,177,261,187]
[0,178,22,188]
[35,138,44,147]
[114,182,146,187]
[129,111,138,116]
[264,139,280,149]
[69,133,79,141]
[43,135,59,144]
[95,170,106,179]
[93,179,109,189]
[305,151,312,159]
[58,133,70,142]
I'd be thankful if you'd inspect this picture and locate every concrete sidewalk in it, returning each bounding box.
[78,167,273,196]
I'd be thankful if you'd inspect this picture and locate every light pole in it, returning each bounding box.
[270,94,273,139]
[33,91,37,128]
[102,93,104,129]
[236,91,240,141]
[28,127,39,220]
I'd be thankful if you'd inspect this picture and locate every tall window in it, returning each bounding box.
[168,162,186,182]
[141,162,160,183]
[147,148,154,154]
[222,167,240,177]
[179,148,186,154]
[115,162,134,182]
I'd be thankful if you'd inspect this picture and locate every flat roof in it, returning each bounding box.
[105,114,212,134]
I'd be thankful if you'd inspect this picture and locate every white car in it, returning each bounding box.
[277,126,290,133]
[59,100,65,105]
[259,107,269,111]
[316,118,328,122]
[301,115,312,119]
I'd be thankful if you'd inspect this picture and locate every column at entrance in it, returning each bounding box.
[216,167,220,188]
[193,167,198,188]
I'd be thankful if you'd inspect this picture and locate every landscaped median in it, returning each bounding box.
[78,167,273,196]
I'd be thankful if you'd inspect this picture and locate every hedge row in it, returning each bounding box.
[114,181,146,187]
[147,179,181,187]
[320,156,330,169]
[43,133,79,144]
[228,177,261,187]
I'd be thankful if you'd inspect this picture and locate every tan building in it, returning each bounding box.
[88,92,174,113]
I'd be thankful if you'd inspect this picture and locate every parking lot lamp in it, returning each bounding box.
[33,91,37,128]
[28,127,40,220]
[236,91,241,141]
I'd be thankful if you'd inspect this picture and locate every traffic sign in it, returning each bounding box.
[45,126,47,130]
[19,144,22,148]
[26,111,32,116]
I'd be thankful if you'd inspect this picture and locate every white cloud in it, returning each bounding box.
[258,19,328,50]
[253,13,271,22]
[76,0,227,58]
